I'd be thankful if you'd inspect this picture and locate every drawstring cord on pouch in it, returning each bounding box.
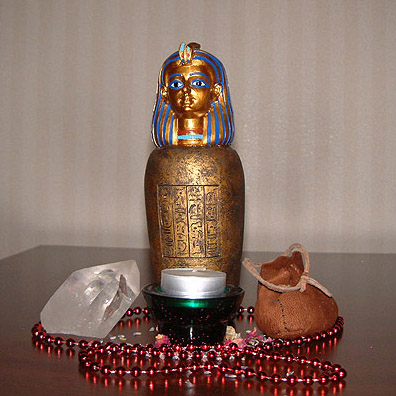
[242,243,333,297]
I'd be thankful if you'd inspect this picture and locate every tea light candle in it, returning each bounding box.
[161,268,226,298]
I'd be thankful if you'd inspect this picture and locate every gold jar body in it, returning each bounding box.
[144,146,244,285]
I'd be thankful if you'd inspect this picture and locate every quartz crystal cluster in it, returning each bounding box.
[41,260,140,338]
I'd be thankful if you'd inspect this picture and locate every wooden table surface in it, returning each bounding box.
[0,245,395,396]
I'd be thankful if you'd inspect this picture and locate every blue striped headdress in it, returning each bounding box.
[151,43,235,147]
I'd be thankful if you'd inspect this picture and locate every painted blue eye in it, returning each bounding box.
[169,80,184,90]
[191,79,209,88]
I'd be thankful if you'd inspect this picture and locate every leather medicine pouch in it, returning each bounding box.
[243,244,338,339]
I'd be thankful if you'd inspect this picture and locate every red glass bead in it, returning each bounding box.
[330,373,340,382]
[327,329,334,337]
[285,353,294,363]
[66,338,76,348]
[101,365,112,375]
[91,340,101,349]
[297,356,307,365]
[146,366,156,377]
[257,351,266,359]
[179,350,189,360]
[305,336,312,343]
[311,358,321,368]
[152,347,160,357]
[121,344,133,356]
[163,365,172,375]
[271,352,280,361]
[337,368,347,379]
[235,350,244,358]
[257,371,268,381]
[322,360,332,370]
[332,364,342,372]
[87,346,96,355]
[287,374,297,386]
[303,375,313,385]
[89,361,100,372]
[133,307,142,315]
[319,374,329,385]
[283,339,292,347]
[96,346,105,354]
[238,306,245,314]
[115,366,126,377]
[233,365,243,376]
[247,306,255,314]
[221,351,230,360]
[193,351,203,360]
[214,343,222,351]
[320,331,327,339]
[110,344,119,353]
[274,339,283,349]
[78,340,88,349]
[176,364,185,374]
[78,351,88,360]
[130,367,141,377]
[105,342,113,350]
[83,360,91,369]
[126,308,133,316]
[229,342,238,352]
[263,342,273,351]
[191,364,201,372]
[45,335,53,344]
[219,363,228,373]
[165,348,174,358]
[138,347,147,357]
[32,329,40,338]
[243,346,253,356]
[294,337,303,345]
[201,343,210,352]
[245,368,255,378]
[204,363,214,371]
[313,333,321,341]
[79,355,89,365]
[118,342,127,351]
[142,307,149,315]
[271,374,281,384]
[132,343,140,351]
[173,344,182,353]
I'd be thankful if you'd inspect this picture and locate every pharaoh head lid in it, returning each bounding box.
[152,43,234,147]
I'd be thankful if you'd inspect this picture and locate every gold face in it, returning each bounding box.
[161,63,221,120]
[151,42,235,147]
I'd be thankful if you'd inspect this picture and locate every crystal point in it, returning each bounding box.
[40,260,140,338]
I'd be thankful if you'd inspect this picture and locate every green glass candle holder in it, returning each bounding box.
[142,284,244,345]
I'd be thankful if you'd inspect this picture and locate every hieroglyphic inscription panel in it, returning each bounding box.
[157,185,220,258]
[204,186,220,257]
[157,185,175,257]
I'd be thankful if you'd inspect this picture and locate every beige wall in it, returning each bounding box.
[1,0,395,259]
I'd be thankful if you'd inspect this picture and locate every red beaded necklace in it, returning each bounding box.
[31,306,347,387]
